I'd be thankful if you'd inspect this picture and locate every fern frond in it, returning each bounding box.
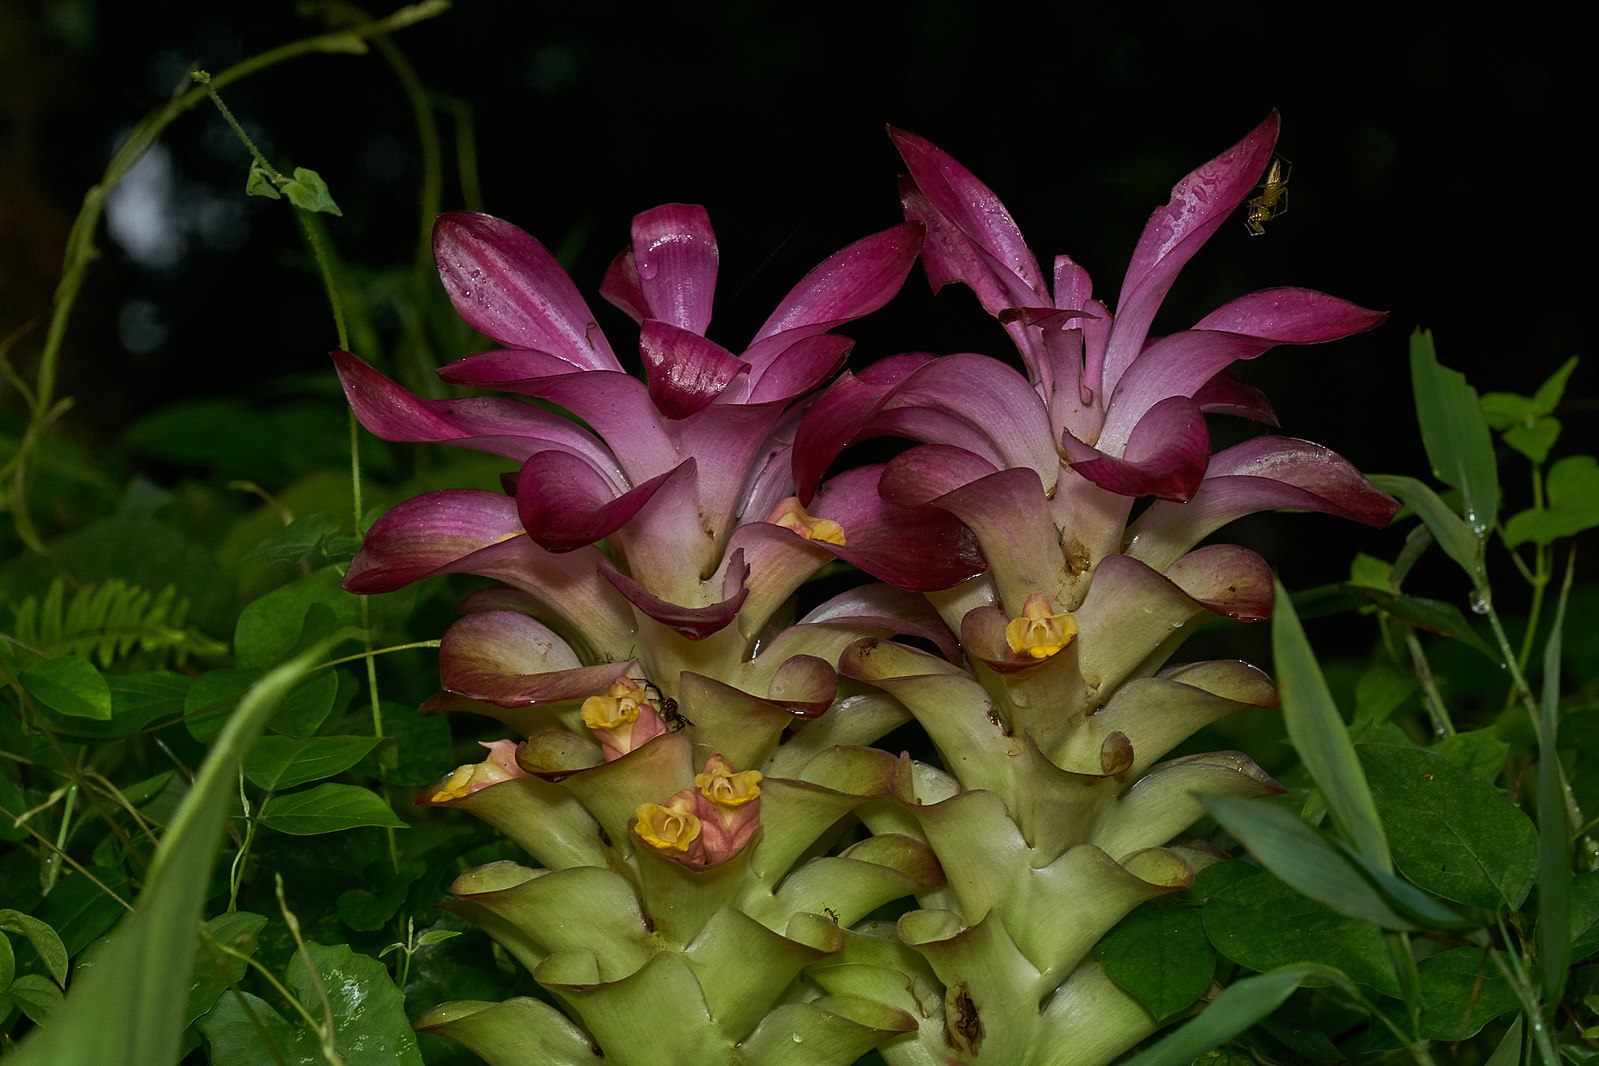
[9,579,227,668]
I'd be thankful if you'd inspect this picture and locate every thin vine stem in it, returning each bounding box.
[1,2,448,554]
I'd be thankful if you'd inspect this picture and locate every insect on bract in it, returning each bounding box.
[1245,155,1291,235]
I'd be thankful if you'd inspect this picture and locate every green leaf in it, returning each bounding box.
[1348,552,1393,591]
[6,641,337,1066]
[245,163,280,199]
[1538,559,1576,1003]
[1123,963,1357,1066]
[1570,872,1599,961]
[1503,417,1560,464]
[1343,586,1496,658]
[281,167,342,216]
[1359,743,1537,910]
[1433,729,1511,783]
[0,910,68,985]
[1504,455,1599,547]
[1095,902,1215,1021]
[2,974,62,1024]
[1370,474,1484,579]
[19,656,111,720]
[1480,392,1539,430]
[1,931,13,991]
[1202,869,1399,995]
[1202,795,1413,930]
[185,911,266,1027]
[1415,947,1517,1040]
[1271,580,1391,869]
[1486,1015,1524,1066]
[243,735,380,791]
[1410,328,1499,534]
[258,782,406,835]
[249,513,340,566]
[1532,356,1579,412]
[187,668,337,741]
[199,943,422,1064]
[415,929,462,948]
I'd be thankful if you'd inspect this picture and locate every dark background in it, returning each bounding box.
[2,0,1592,601]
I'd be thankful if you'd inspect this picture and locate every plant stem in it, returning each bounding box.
[275,874,344,1066]
[1,2,448,552]
[1403,630,1455,737]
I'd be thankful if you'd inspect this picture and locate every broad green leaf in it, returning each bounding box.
[249,513,340,566]
[1571,872,1599,961]
[243,735,379,791]
[0,910,68,985]
[1503,455,1599,547]
[7,641,336,1066]
[1202,795,1413,930]
[1202,869,1399,995]
[1359,743,1537,909]
[1415,947,1516,1040]
[1095,902,1214,1021]
[199,943,422,1064]
[1434,729,1511,783]
[1123,963,1356,1066]
[19,656,111,720]
[1352,661,1417,735]
[32,868,127,955]
[1272,581,1391,869]
[185,911,266,1027]
[282,167,342,216]
[2,974,62,1023]
[1410,328,1499,534]
[1480,392,1539,430]
[1502,417,1560,464]
[258,782,406,835]
[1,932,12,991]
[1538,560,1575,1004]
[233,568,351,669]
[196,990,300,1062]
[1370,474,1484,579]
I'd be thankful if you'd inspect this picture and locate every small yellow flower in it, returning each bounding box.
[695,755,763,807]
[1004,594,1078,661]
[581,677,650,731]
[767,497,847,546]
[633,796,701,853]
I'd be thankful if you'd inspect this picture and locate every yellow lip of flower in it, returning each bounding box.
[581,693,640,731]
[430,763,479,804]
[632,800,701,852]
[694,764,763,807]
[581,677,654,731]
[767,497,847,546]
[1004,594,1078,661]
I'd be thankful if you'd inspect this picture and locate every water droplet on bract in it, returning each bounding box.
[1469,590,1491,615]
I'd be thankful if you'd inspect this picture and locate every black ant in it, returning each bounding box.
[643,680,693,732]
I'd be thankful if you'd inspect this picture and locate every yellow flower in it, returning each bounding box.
[767,497,847,546]
[633,796,701,853]
[694,755,763,807]
[1004,594,1078,661]
[581,677,650,731]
